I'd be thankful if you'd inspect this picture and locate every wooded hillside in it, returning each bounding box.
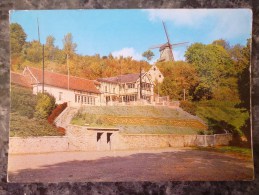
[10,23,251,144]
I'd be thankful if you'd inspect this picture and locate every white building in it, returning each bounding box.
[147,65,164,83]
[22,67,102,107]
[97,72,154,105]
[11,67,156,107]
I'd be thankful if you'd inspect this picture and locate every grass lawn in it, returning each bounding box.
[195,146,253,159]
[195,100,249,135]
[10,113,63,137]
[71,106,207,134]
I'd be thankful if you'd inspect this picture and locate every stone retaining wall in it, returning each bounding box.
[117,133,232,149]
[9,126,232,154]
[9,136,69,154]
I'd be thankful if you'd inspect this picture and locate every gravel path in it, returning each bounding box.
[8,148,254,182]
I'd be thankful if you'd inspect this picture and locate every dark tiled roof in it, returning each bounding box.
[26,67,101,94]
[97,73,144,84]
[11,72,31,88]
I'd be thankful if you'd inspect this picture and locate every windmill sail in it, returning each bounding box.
[149,21,188,62]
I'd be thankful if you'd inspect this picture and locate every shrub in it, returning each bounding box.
[11,85,37,118]
[197,130,205,135]
[35,92,56,119]
[180,100,197,115]
[48,102,67,124]
[57,127,66,135]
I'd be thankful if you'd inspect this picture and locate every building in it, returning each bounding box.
[22,67,101,106]
[11,66,156,106]
[97,72,155,105]
[147,65,164,83]
[11,71,32,88]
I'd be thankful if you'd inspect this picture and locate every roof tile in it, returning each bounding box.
[27,67,101,94]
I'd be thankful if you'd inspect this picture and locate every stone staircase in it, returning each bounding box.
[54,106,79,129]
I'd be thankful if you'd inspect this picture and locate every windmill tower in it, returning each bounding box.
[150,21,188,62]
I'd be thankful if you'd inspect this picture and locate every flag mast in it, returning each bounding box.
[37,18,45,93]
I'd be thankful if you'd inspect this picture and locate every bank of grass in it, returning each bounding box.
[119,125,200,134]
[10,113,63,137]
[10,85,62,137]
[196,146,252,158]
[195,100,249,135]
[78,106,197,119]
[71,106,205,134]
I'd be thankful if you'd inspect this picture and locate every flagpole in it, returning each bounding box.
[67,54,69,90]
[37,18,45,93]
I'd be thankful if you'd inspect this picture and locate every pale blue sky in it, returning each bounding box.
[10,9,252,63]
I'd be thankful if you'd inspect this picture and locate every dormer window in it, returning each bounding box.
[153,67,156,71]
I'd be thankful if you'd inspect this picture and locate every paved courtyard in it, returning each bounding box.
[8,148,254,182]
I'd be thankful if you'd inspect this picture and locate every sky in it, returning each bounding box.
[10,9,252,63]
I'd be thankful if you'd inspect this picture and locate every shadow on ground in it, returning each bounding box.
[8,150,254,182]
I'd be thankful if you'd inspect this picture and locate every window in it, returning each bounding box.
[105,86,108,92]
[59,92,62,101]
[113,88,115,93]
[127,83,134,88]
[159,75,161,78]
[153,67,156,71]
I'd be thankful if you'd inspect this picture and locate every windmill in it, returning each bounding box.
[149,21,188,62]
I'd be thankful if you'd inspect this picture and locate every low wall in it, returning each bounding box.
[214,133,233,146]
[117,133,232,149]
[9,136,69,154]
[9,126,232,154]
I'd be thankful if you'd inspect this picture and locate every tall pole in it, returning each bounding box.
[37,18,41,43]
[139,64,142,99]
[37,18,44,93]
[42,44,45,93]
[67,54,70,90]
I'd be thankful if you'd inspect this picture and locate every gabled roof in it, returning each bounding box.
[11,72,31,88]
[97,73,145,84]
[25,67,101,94]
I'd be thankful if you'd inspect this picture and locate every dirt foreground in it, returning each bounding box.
[8,148,254,182]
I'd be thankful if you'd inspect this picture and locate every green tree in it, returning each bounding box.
[23,41,42,63]
[237,39,251,110]
[63,33,77,56]
[35,93,56,119]
[10,23,27,54]
[185,43,235,101]
[142,50,154,62]
[45,35,56,61]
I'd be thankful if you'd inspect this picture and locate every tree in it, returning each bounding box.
[63,33,77,56]
[142,50,154,62]
[46,35,55,48]
[10,23,27,54]
[229,44,249,74]
[157,61,199,100]
[237,39,251,110]
[35,93,56,119]
[23,41,42,63]
[185,43,236,101]
[45,35,56,61]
